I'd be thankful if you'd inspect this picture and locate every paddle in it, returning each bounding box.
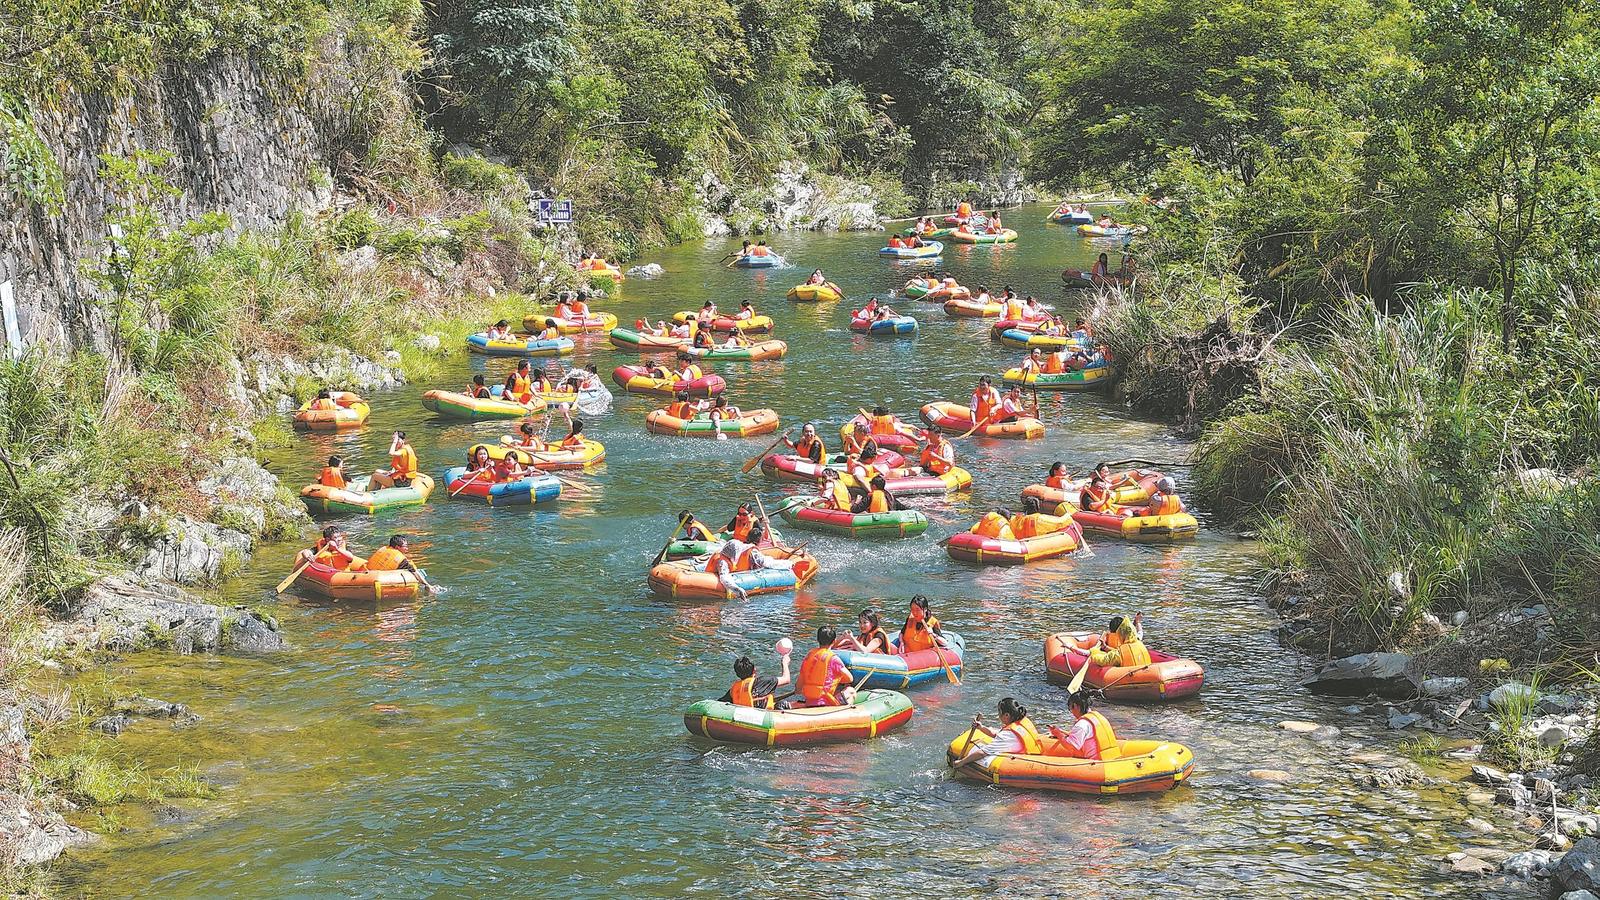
[753,492,771,534]
[650,518,687,567]
[275,558,312,594]
[931,641,961,685]
[1066,644,1093,694]
[1100,660,1159,691]
[449,468,489,497]
[951,716,983,767]
[956,411,995,439]
[740,429,791,474]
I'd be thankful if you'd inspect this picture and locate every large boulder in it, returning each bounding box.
[1303,652,1420,700]
[1550,838,1600,897]
[75,577,285,654]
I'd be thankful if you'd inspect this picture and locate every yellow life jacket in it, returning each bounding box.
[1005,719,1043,755]
[1084,711,1121,760]
[868,489,890,513]
[1117,639,1152,667]
[365,547,407,572]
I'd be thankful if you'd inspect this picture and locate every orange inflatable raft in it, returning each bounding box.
[1044,631,1206,701]
[919,401,1045,440]
[647,547,819,600]
[293,559,421,601]
[292,391,370,431]
[944,519,1083,565]
[945,730,1196,795]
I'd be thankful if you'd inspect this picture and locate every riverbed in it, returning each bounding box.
[59,207,1533,897]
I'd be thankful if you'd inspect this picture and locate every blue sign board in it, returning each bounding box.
[536,199,574,224]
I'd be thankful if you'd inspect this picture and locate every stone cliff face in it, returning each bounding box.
[0,46,365,352]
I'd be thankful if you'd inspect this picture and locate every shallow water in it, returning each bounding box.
[60,207,1531,897]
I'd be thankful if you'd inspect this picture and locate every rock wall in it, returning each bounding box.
[0,47,357,353]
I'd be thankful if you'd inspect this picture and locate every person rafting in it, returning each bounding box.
[1023,296,1047,321]
[785,423,827,463]
[1137,477,1185,517]
[665,391,698,421]
[833,608,894,655]
[954,200,973,222]
[494,448,530,481]
[1043,345,1068,374]
[1044,462,1070,490]
[887,234,905,249]
[721,330,750,348]
[569,293,591,318]
[1046,691,1121,760]
[707,397,742,440]
[722,504,757,542]
[1003,291,1025,320]
[530,317,559,341]
[319,455,346,488]
[948,697,1043,769]
[676,351,704,384]
[817,468,856,512]
[971,508,1017,541]
[1008,496,1067,538]
[1090,616,1151,667]
[307,389,337,412]
[371,431,417,489]
[733,300,756,321]
[918,428,955,475]
[705,522,798,602]
[692,327,714,350]
[869,405,918,441]
[666,511,714,547]
[694,301,718,328]
[985,211,1003,233]
[1091,252,1111,279]
[466,374,491,399]
[668,318,694,340]
[297,525,355,569]
[865,474,901,513]
[553,296,574,319]
[792,625,855,708]
[364,535,419,574]
[752,241,771,257]
[900,595,949,653]
[512,421,547,453]
[721,651,793,710]
[486,319,513,341]
[464,445,495,477]
[1080,472,1117,512]
[1020,348,1045,376]
[840,424,880,458]
[970,376,1001,426]
[557,419,587,450]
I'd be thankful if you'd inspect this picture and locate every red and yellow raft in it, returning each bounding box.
[644,408,780,438]
[292,391,370,431]
[683,689,913,746]
[293,559,421,601]
[920,401,1044,440]
[943,296,1003,318]
[611,365,726,398]
[945,730,1195,795]
[945,518,1082,565]
[839,414,922,453]
[647,547,819,600]
[1044,631,1206,701]
[1021,469,1164,508]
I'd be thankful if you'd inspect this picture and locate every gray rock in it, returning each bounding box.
[224,610,286,653]
[1543,724,1577,748]
[1498,781,1533,808]
[1388,711,1424,730]
[75,576,285,655]
[1453,610,1469,626]
[1353,757,1432,789]
[337,244,379,275]
[89,714,129,735]
[1450,853,1496,876]
[1544,832,1577,852]
[1247,769,1293,782]
[412,333,441,352]
[1501,849,1558,878]
[1466,817,1496,833]
[1561,892,1600,900]
[0,790,95,865]
[113,696,191,720]
[1423,677,1470,698]
[1472,765,1511,786]
[1303,652,1420,700]
[1489,682,1541,708]
[626,263,665,278]
[1541,694,1583,715]
[1554,840,1600,896]
[1310,725,1343,743]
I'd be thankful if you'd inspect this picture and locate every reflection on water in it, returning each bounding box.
[59,207,1532,898]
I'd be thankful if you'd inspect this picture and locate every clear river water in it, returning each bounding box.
[59,206,1533,898]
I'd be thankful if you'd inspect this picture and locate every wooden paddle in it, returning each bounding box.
[951,716,982,767]
[740,429,791,474]
[275,558,312,594]
[955,412,995,439]
[931,642,961,685]
[650,518,687,567]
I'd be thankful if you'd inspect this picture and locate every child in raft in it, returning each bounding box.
[707,397,743,440]
[466,374,491,399]
[720,651,792,710]
[787,625,854,708]
[900,595,951,652]
[676,510,718,543]
[486,319,513,341]
[557,419,588,451]
[948,697,1043,769]
[318,455,346,488]
[832,608,895,655]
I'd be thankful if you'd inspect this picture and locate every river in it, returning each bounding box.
[59,205,1531,897]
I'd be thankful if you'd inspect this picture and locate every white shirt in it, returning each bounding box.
[986,727,1024,756]
[1063,717,1098,757]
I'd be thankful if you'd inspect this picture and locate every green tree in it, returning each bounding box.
[428,0,578,151]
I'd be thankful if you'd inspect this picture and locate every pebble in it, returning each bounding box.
[1247,769,1293,783]
[1465,817,1496,833]
[1278,720,1320,733]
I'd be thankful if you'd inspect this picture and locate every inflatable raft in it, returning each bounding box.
[901,226,955,239]
[299,474,435,515]
[919,401,1045,440]
[294,559,421,602]
[850,315,918,336]
[465,333,575,357]
[1077,223,1146,238]
[645,408,781,438]
[578,259,625,281]
[950,228,1018,245]
[646,546,818,600]
[421,389,545,421]
[945,730,1195,794]
[759,450,908,482]
[664,528,783,562]
[945,519,1082,565]
[996,329,1080,352]
[878,241,943,258]
[441,465,561,506]
[1044,631,1206,701]
[1069,506,1198,541]
[787,284,841,302]
[1022,470,1163,508]
[292,391,369,431]
[690,339,787,361]
[671,312,774,335]
[1049,208,1094,225]
[839,415,921,452]
[611,365,726,398]
[833,632,965,689]
[733,253,783,268]
[775,495,929,538]
[607,327,690,352]
[943,297,1003,318]
[907,283,969,302]
[1002,365,1110,392]
[471,440,606,470]
[521,312,619,335]
[683,689,913,746]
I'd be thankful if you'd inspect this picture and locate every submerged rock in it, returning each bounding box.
[1501,849,1557,878]
[1303,653,1420,700]
[1247,769,1294,783]
[626,263,665,278]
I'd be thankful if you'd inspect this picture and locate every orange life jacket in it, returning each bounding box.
[868,489,890,513]
[365,546,407,572]
[1005,720,1044,755]
[730,517,753,541]
[1009,514,1038,539]
[1083,711,1121,760]
[751,246,769,257]
[1045,474,1067,489]
[1117,640,1152,667]
[314,545,355,570]
[510,374,531,396]
[667,401,694,419]
[920,443,952,475]
[729,676,774,709]
[390,445,417,478]
[972,388,999,423]
[795,435,824,460]
[704,547,753,574]
[1044,352,1066,374]
[319,467,346,489]
[1081,484,1114,512]
[957,202,972,217]
[1143,493,1182,516]
[859,627,891,654]
[972,512,1014,540]
[870,415,897,435]
[901,615,941,653]
[799,648,845,704]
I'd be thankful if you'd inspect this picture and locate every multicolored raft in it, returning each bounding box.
[831,632,966,689]
[1043,631,1206,701]
[683,689,914,746]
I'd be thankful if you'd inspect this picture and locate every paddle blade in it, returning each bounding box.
[1068,652,1091,693]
